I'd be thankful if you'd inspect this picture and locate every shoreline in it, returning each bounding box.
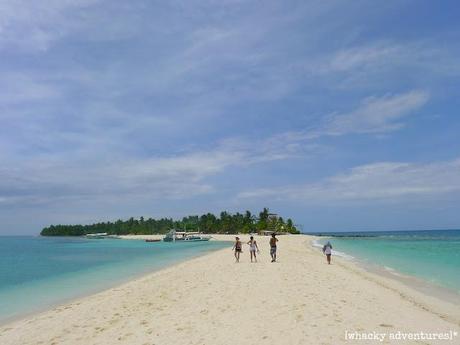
[310,237,460,306]
[1,234,459,344]
[0,237,230,326]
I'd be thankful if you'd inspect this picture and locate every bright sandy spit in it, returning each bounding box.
[0,234,459,345]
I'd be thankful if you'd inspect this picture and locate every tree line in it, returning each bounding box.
[40,208,300,236]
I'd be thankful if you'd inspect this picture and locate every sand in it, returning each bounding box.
[0,234,459,345]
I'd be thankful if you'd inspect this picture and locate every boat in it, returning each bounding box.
[85,233,120,239]
[163,230,211,242]
[86,232,108,239]
[145,239,161,243]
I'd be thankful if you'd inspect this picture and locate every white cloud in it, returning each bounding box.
[1,87,427,207]
[0,151,227,206]
[320,90,429,135]
[279,90,430,140]
[238,158,460,203]
[313,40,460,77]
[0,133,311,206]
[320,43,401,73]
[0,72,60,106]
[0,0,102,51]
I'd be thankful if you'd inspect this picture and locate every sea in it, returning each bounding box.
[0,236,230,323]
[310,229,460,295]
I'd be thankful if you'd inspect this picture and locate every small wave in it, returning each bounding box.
[311,239,324,249]
[310,239,354,260]
[383,266,404,277]
[331,250,354,260]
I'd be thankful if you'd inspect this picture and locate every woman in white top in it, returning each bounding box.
[322,241,333,264]
[247,236,260,263]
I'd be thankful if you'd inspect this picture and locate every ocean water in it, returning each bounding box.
[0,236,230,323]
[310,230,460,293]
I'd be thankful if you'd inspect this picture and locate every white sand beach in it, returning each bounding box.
[0,235,459,345]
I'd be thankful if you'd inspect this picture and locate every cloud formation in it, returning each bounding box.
[238,158,460,203]
[320,90,429,135]
[1,0,459,232]
[0,132,316,207]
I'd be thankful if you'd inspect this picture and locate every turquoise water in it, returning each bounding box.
[0,236,229,323]
[310,230,460,293]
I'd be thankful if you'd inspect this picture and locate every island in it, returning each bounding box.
[40,208,300,236]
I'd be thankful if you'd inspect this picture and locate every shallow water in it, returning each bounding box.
[0,236,229,323]
[310,230,460,293]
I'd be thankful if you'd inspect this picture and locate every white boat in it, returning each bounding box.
[85,233,120,239]
[163,230,211,242]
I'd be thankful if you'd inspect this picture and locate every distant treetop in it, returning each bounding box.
[40,208,300,236]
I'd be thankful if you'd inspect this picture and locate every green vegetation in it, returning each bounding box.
[40,208,300,236]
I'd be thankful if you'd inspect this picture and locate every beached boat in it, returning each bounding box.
[163,230,211,242]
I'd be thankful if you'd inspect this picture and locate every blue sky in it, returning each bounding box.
[1,0,460,234]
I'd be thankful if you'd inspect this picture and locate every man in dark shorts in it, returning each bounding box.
[269,233,278,262]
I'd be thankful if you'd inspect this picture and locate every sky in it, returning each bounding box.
[1,0,460,234]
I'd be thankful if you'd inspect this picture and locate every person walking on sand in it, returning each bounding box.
[247,236,259,262]
[232,237,242,262]
[322,241,333,264]
[269,233,278,262]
